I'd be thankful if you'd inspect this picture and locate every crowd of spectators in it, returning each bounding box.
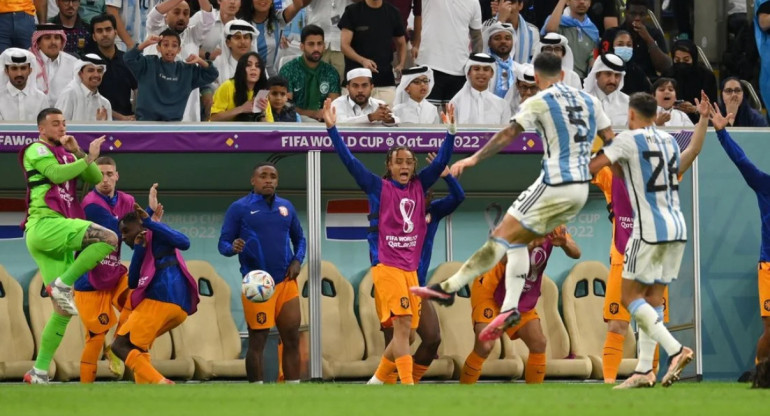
[0,0,766,126]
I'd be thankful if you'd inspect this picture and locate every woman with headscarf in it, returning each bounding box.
[605,28,651,95]
[392,65,440,124]
[719,77,769,127]
[663,39,718,123]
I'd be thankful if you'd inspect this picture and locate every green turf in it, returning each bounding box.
[0,382,766,416]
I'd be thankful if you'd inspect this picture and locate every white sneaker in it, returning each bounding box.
[23,368,50,384]
[613,371,656,389]
[366,375,385,385]
[47,278,78,315]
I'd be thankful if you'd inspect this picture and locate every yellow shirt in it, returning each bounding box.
[0,0,35,15]
[211,79,253,117]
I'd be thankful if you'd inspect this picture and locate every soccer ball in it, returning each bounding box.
[242,270,275,303]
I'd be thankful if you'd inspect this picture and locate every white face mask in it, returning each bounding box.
[614,46,633,62]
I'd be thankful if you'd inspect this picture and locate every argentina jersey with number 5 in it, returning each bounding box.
[604,127,687,243]
[512,83,612,186]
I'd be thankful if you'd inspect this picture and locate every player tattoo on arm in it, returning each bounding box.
[82,223,119,248]
[474,122,523,163]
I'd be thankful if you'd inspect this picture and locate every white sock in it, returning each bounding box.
[285,380,300,384]
[500,245,529,312]
[441,238,508,292]
[367,375,385,385]
[629,299,681,356]
[635,328,656,373]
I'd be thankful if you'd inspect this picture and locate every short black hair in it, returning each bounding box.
[90,13,116,33]
[628,92,658,119]
[652,77,677,92]
[37,108,63,125]
[301,24,325,43]
[159,28,181,44]
[253,161,277,173]
[267,75,289,90]
[533,53,562,78]
[626,0,648,7]
[119,211,140,226]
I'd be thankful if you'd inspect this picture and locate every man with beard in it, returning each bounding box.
[280,24,341,122]
[484,22,518,100]
[87,14,136,121]
[144,0,215,121]
[331,68,396,124]
[48,0,92,56]
[542,0,599,79]
[56,54,112,121]
[483,0,539,65]
[21,108,115,383]
[0,48,47,121]
[584,53,628,126]
[31,23,79,106]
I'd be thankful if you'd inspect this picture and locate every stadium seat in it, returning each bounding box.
[741,80,763,111]
[429,262,524,380]
[170,260,245,380]
[296,261,376,380]
[28,271,119,381]
[357,270,454,380]
[561,261,637,380]
[510,275,593,379]
[0,265,41,380]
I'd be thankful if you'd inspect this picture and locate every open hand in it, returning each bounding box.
[322,98,336,128]
[710,102,732,131]
[655,111,671,126]
[151,203,164,222]
[133,202,149,220]
[449,156,476,178]
[148,183,159,211]
[441,102,456,134]
[86,135,106,164]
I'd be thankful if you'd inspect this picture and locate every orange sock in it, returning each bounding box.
[525,353,546,384]
[374,356,397,382]
[602,332,625,383]
[80,332,105,383]
[459,351,486,384]
[395,355,414,385]
[126,349,164,384]
[652,344,661,375]
[412,363,429,384]
[384,369,398,384]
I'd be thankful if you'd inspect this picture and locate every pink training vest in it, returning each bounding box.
[18,141,85,228]
[130,230,200,315]
[376,179,428,271]
[82,190,135,290]
[611,174,633,254]
[494,239,554,313]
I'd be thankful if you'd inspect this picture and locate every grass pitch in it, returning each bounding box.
[0,382,766,416]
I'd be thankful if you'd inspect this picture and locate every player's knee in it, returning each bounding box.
[281,333,300,351]
[473,340,494,358]
[607,319,629,334]
[419,328,441,353]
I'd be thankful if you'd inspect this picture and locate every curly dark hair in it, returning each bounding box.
[753,359,770,388]
[237,0,278,35]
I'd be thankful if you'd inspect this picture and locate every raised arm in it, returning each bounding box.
[711,104,770,192]
[450,122,523,178]
[430,174,466,221]
[543,0,566,34]
[679,91,710,175]
[144,216,190,250]
[418,104,456,189]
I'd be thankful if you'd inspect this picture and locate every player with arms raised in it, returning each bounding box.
[589,92,704,388]
[412,53,614,341]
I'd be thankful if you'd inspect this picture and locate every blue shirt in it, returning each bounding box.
[327,126,455,267]
[417,175,465,286]
[218,193,306,284]
[717,129,770,262]
[128,214,193,312]
[74,190,123,292]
